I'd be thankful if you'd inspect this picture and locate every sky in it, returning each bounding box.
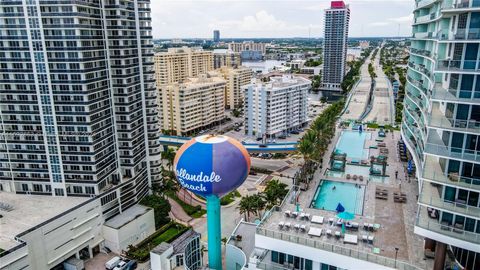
[150,0,415,39]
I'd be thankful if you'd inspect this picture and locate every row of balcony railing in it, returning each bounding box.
[416,212,480,244]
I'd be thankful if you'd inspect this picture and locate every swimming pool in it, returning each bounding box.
[311,180,365,215]
[326,164,371,179]
[335,131,371,160]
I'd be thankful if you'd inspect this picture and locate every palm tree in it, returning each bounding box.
[237,195,254,221]
[263,179,288,208]
[161,147,176,171]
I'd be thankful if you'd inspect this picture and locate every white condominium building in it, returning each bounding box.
[322,1,350,91]
[0,0,161,201]
[215,67,253,109]
[160,75,226,136]
[228,41,267,55]
[244,76,310,138]
[213,49,242,69]
[154,47,214,85]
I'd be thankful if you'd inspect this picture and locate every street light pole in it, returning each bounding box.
[394,247,399,268]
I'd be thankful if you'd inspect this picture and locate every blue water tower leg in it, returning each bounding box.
[206,195,222,270]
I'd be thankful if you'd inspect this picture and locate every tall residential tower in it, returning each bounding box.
[321,1,350,91]
[0,0,161,206]
[405,0,480,269]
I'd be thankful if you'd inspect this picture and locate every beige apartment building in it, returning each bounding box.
[160,74,226,135]
[213,49,242,69]
[228,41,267,55]
[214,67,253,109]
[154,47,213,85]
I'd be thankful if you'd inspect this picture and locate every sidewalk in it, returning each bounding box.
[167,196,193,225]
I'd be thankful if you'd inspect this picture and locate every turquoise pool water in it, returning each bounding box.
[336,131,371,160]
[326,164,371,178]
[311,180,365,215]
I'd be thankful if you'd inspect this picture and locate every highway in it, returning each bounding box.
[341,50,373,121]
[363,46,394,125]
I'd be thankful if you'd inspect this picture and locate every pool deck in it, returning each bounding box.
[258,127,432,269]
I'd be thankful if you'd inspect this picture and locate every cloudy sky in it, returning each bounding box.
[150,0,415,39]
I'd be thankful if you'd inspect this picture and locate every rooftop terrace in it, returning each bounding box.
[0,192,87,251]
[253,127,431,269]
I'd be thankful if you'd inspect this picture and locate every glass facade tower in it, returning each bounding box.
[405,0,480,268]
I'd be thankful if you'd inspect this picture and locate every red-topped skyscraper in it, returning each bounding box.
[322,1,350,91]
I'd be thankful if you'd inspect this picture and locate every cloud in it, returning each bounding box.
[209,10,322,33]
[369,22,390,27]
[389,14,414,23]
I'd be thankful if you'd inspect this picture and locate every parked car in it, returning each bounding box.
[256,137,263,141]
[291,130,300,135]
[278,135,287,139]
[125,260,137,270]
[259,144,267,148]
[105,256,121,270]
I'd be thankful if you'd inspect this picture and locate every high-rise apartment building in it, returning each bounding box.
[154,47,213,86]
[213,49,242,69]
[228,41,267,55]
[0,0,161,204]
[160,74,226,136]
[244,76,310,138]
[405,0,480,269]
[321,1,350,91]
[213,30,220,42]
[216,67,253,109]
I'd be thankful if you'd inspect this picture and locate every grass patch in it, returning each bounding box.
[250,166,273,175]
[367,123,379,129]
[168,191,206,218]
[220,190,241,206]
[127,222,188,262]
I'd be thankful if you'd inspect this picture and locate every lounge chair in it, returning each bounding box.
[278,221,284,228]
[334,231,341,238]
[285,222,291,229]
[328,217,334,224]
[362,235,368,242]
[284,210,291,217]
[294,224,300,230]
[300,224,307,232]
[336,219,343,226]
[368,235,375,244]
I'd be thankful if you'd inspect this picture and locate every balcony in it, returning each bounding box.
[416,209,480,245]
[413,31,435,39]
[414,11,441,24]
[428,106,480,133]
[442,0,480,10]
[415,0,438,10]
[406,75,429,94]
[422,155,480,191]
[424,131,480,162]
[432,84,480,104]
[438,28,480,41]
[410,48,434,58]
[436,60,480,73]
[418,180,480,218]
[408,62,433,81]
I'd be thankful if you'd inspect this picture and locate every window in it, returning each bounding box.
[85,186,95,194]
[55,188,64,196]
[73,186,82,194]
[33,184,43,192]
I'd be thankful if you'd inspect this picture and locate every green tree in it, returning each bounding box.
[263,179,289,208]
[140,195,171,229]
[161,147,176,171]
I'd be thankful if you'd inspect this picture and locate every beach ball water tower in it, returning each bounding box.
[174,135,251,270]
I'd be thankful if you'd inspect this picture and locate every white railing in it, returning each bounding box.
[424,143,480,162]
[256,228,423,270]
[416,215,480,244]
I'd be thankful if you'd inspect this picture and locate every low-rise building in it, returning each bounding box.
[213,49,241,69]
[160,74,226,136]
[0,188,155,270]
[150,229,202,270]
[215,67,253,109]
[244,75,310,138]
[288,60,306,70]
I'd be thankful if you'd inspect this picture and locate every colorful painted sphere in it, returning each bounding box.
[173,135,251,197]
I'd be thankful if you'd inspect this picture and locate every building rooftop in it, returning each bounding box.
[227,221,257,259]
[253,128,430,269]
[249,75,311,90]
[0,192,87,250]
[104,204,152,229]
[151,229,200,256]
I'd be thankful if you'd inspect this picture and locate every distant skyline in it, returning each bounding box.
[151,0,414,39]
